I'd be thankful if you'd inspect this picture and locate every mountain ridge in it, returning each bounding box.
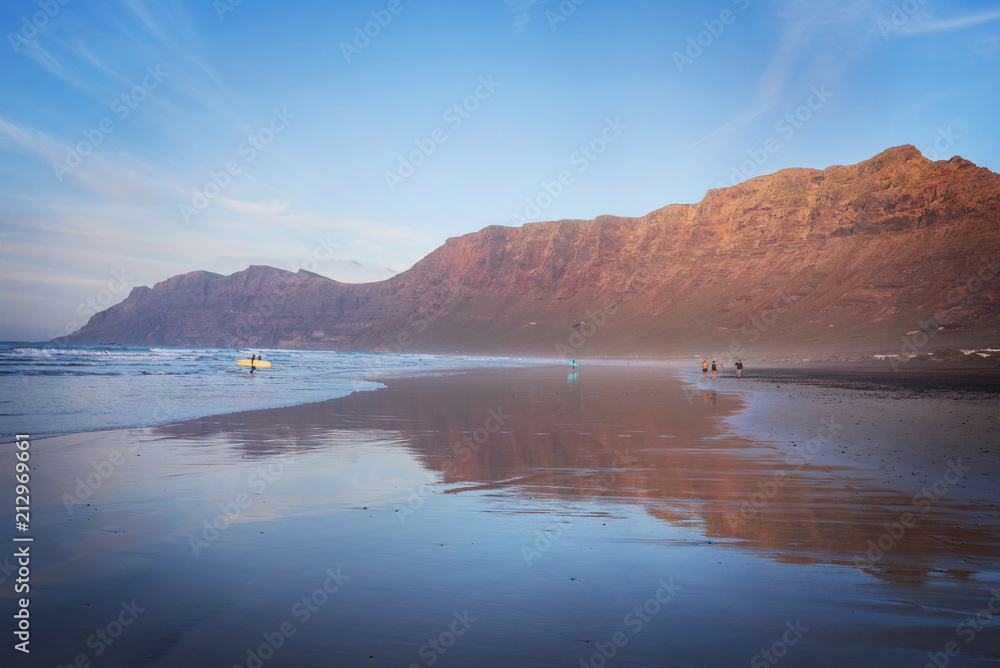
[59,146,1000,356]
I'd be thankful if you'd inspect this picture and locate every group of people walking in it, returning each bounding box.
[701,359,743,379]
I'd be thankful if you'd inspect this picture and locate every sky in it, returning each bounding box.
[1,0,999,341]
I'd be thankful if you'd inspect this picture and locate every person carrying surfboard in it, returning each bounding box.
[250,353,256,374]
[236,356,271,370]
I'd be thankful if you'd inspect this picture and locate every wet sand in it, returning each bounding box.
[4,364,1000,667]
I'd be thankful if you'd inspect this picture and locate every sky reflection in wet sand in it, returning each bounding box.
[11,366,999,667]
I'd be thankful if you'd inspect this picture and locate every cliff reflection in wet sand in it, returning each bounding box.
[155,364,999,584]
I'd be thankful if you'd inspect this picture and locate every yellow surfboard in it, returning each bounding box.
[236,359,272,368]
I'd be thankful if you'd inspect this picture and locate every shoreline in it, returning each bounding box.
[682,366,1000,505]
[13,353,548,441]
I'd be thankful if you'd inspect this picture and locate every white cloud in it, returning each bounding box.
[687,0,877,149]
[898,8,1000,36]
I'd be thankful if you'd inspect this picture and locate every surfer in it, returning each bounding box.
[249,354,256,374]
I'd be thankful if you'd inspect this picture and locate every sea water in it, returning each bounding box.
[0,342,526,438]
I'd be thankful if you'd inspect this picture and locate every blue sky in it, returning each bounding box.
[1,0,999,341]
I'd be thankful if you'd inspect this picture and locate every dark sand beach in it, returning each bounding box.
[6,364,1000,667]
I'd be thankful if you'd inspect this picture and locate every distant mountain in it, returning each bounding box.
[60,146,1000,357]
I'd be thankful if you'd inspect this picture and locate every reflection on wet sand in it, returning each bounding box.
[153,365,1000,584]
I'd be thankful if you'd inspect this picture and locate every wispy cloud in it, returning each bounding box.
[687,0,876,149]
[217,198,297,222]
[0,116,61,161]
[74,42,133,88]
[898,7,1000,36]
[14,40,76,86]
[0,113,198,213]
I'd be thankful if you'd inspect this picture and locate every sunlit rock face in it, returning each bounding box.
[63,146,1000,354]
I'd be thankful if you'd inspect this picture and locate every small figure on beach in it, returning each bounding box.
[735,359,744,379]
[702,360,708,378]
[711,360,717,379]
[249,354,256,374]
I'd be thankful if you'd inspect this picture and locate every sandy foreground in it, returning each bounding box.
[3,363,999,667]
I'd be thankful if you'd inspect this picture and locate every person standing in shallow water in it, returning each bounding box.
[249,354,256,374]
[735,359,744,379]
[711,360,717,379]
[702,360,708,379]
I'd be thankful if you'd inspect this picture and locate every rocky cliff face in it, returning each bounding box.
[60,146,1000,356]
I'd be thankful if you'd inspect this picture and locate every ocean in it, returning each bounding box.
[0,342,529,438]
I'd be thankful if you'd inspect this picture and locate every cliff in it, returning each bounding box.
[60,146,1000,356]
